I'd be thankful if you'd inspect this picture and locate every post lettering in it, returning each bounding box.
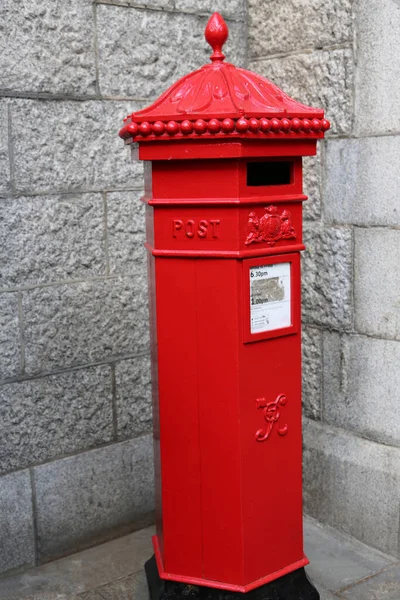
[209,219,220,238]
[185,220,195,238]
[198,220,208,238]
[171,218,220,239]
[172,219,184,237]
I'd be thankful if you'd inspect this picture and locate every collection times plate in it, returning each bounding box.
[250,262,291,334]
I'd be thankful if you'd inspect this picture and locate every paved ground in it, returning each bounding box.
[0,517,398,599]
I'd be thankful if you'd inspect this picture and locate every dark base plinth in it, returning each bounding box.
[145,556,319,600]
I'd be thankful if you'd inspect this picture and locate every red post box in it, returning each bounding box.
[119,13,329,600]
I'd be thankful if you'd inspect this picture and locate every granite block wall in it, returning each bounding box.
[248,0,400,558]
[0,0,247,575]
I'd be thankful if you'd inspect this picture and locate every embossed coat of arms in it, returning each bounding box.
[245,206,297,246]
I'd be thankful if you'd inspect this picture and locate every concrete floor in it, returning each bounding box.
[0,517,398,600]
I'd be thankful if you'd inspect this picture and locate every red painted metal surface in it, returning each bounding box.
[120,12,329,593]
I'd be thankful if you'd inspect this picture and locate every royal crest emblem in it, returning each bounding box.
[245,206,296,246]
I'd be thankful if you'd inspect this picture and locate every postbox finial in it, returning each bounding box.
[205,12,228,63]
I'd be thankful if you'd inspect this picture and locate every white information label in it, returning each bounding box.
[250,262,291,334]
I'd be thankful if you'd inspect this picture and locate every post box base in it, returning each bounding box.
[145,555,320,600]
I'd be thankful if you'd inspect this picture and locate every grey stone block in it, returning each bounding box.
[341,563,400,600]
[323,332,400,447]
[97,0,245,18]
[0,292,21,380]
[303,151,323,221]
[23,277,149,375]
[321,328,342,408]
[115,355,152,439]
[0,101,10,195]
[11,99,143,195]
[96,6,246,98]
[107,191,146,275]
[249,48,354,135]
[355,228,400,339]
[0,0,96,96]
[248,0,353,57]
[304,516,394,593]
[0,366,113,475]
[355,0,400,135]
[303,418,400,557]
[0,194,106,289]
[0,470,35,574]
[95,0,175,9]
[79,592,104,600]
[175,0,245,19]
[325,137,400,226]
[34,435,154,562]
[0,525,155,596]
[317,590,337,600]
[94,571,147,600]
[302,224,353,329]
[302,326,322,420]
[79,527,154,593]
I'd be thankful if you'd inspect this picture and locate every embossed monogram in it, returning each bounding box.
[245,207,296,246]
[255,394,288,442]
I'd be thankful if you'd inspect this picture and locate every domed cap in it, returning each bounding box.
[119,13,330,143]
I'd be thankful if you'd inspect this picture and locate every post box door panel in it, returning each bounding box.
[239,253,304,583]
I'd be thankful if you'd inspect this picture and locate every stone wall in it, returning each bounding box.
[0,0,247,576]
[248,0,400,558]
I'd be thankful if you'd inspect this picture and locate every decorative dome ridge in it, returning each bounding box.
[119,13,330,143]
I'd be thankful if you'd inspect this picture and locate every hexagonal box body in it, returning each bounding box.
[119,12,329,595]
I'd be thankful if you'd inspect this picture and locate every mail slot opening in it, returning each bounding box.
[247,161,292,186]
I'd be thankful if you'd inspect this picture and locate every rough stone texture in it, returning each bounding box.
[97,6,246,98]
[23,277,149,375]
[302,224,353,329]
[318,590,338,600]
[96,0,175,9]
[302,326,322,420]
[355,0,400,135]
[0,525,154,598]
[175,0,244,19]
[115,355,152,439]
[96,0,245,19]
[0,101,10,195]
[0,366,114,475]
[34,435,154,562]
[303,418,400,557]
[0,0,96,96]
[248,0,353,57]
[341,564,400,600]
[11,99,143,195]
[303,151,323,221]
[0,292,21,380]
[325,137,400,226]
[323,333,400,447]
[0,194,106,289]
[355,228,400,340]
[0,470,35,574]
[249,49,354,135]
[107,191,146,275]
[93,570,147,600]
[304,517,393,595]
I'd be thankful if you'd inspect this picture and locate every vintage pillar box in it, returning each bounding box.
[119,13,329,600]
